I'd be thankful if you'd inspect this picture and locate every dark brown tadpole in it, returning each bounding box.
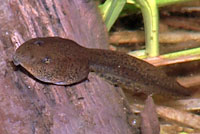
[13,37,191,97]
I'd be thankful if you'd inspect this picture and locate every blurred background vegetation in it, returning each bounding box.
[96,1,200,133]
[97,0,200,66]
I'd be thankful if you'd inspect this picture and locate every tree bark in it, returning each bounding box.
[0,0,139,134]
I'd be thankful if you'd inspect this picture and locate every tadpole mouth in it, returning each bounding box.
[13,55,20,66]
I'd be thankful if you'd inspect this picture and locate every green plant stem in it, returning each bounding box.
[129,47,200,64]
[161,47,200,59]
[135,0,159,57]
[156,0,193,7]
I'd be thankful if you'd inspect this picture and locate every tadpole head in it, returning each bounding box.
[13,39,36,68]
[13,37,90,86]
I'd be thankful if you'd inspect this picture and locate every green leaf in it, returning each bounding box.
[99,0,126,31]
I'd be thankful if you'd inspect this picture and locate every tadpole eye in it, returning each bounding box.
[34,40,44,46]
[42,57,51,64]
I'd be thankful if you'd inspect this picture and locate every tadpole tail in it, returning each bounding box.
[87,48,191,97]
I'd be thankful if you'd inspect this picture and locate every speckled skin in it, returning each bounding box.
[13,37,89,85]
[13,37,190,96]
